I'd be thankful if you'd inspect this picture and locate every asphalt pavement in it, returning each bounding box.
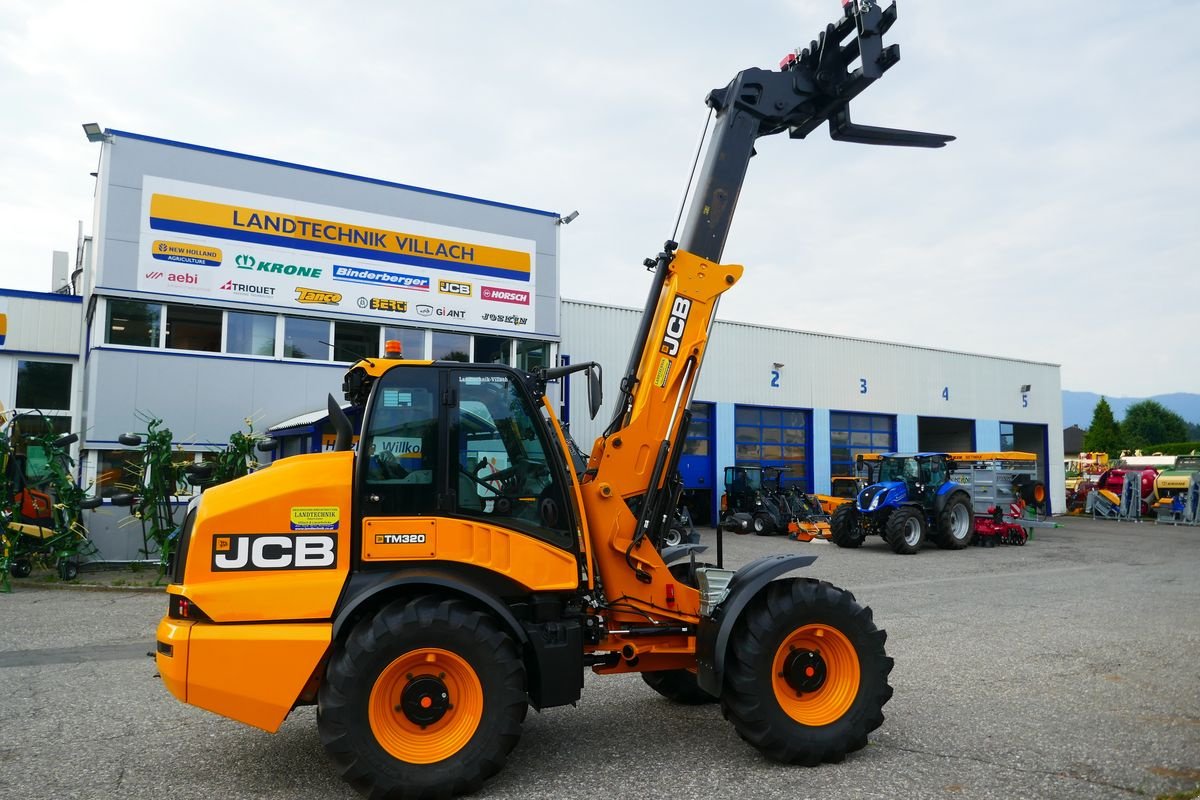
[0,516,1197,800]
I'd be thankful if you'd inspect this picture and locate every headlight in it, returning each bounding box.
[869,492,883,510]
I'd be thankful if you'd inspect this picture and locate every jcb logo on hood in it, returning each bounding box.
[659,296,692,357]
[212,534,336,571]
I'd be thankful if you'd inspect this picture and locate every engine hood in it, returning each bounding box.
[856,481,907,512]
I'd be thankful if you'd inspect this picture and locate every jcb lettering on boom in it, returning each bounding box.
[212,534,336,571]
[660,295,693,356]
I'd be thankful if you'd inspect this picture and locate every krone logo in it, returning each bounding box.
[295,287,342,305]
[236,254,256,269]
[438,280,472,297]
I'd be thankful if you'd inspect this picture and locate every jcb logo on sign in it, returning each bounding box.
[659,296,692,357]
[438,280,472,297]
[212,534,336,571]
[374,533,427,545]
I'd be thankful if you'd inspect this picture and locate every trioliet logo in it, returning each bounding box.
[220,280,275,296]
[438,279,472,297]
[295,287,342,305]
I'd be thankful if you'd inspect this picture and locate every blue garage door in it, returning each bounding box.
[830,412,896,477]
[734,405,811,490]
[680,402,715,523]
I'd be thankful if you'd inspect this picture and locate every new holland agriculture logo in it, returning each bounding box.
[235,253,323,279]
[152,240,222,267]
[295,287,342,305]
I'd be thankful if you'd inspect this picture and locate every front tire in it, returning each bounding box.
[318,595,527,800]
[935,494,974,549]
[830,504,865,548]
[720,578,893,764]
[885,507,926,554]
[753,513,775,536]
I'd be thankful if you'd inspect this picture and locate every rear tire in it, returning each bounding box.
[934,495,974,549]
[720,578,893,765]
[318,595,527,800]
[753,513,775,536]
[830,504,865,548]
[885,507,926,554]
[642,562,719,705]
[9,559,32,579]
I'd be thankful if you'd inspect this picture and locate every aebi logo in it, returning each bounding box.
[145,271,199,285]
[212,534,336,571]
[659,296,692,357]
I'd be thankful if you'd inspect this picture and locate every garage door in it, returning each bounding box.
[735,405,811,490]
[679,402,715,524]
[918,416,975,453]
[830,412,896,477]
[1002,421,1051,512]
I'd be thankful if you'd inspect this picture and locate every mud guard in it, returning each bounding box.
[660,543,708,565]
[695,553,816,697]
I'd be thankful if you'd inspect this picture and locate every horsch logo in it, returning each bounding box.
[481,286,530,305]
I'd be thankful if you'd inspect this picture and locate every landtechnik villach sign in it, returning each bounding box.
[135,177,537,332]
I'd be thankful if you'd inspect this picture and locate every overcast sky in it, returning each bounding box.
[1,0,1196,396]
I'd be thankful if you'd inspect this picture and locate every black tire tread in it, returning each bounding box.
[829,504,865,548]
[934,494,974,549]
[885,506,925,555]
[720,578,893,765]
[318,595,527,800]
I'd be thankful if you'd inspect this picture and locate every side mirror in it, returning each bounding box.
[109,492,135,507]
[118,433,142,447]
[54,432,79,448]
[587,364,603,420]
[255,438,277,453]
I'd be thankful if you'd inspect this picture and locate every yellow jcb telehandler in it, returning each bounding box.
[156,4,951,797]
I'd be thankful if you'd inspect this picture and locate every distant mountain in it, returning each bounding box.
[1062,391,1200,429]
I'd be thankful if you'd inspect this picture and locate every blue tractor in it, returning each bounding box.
[829,453,975,554]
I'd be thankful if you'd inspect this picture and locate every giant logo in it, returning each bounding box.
[212,534,336,571]
[659,296,692,357]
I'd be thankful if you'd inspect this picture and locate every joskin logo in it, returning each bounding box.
[357,297,408,313]
[152,240,222,267]
[374,533,427,545]
[659,295,692,357]
[235,253,323,279]
[212,533,336,571]
[438,279,472,297]
[220,280,275,296]
[295,287,342,305]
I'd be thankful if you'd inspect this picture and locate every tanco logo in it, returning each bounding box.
[295,287,342,305]
[236,254,323,278]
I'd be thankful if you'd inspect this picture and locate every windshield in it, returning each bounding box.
[878,456,917,484]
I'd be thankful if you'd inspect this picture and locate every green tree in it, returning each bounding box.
[1082,397,1122,456]
[1187,421,1200,441]
[1122,400,1189,448]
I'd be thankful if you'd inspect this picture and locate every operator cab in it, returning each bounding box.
[350,360,582,552]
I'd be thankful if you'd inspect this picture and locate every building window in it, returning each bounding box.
[165,304,221,352]
[734,405,811,488]
[474,336,512,365]
[106,299,161,347]
[684,401,712,457]
[383,326,426,359]
[516,340,550,372]
[227,311,276,356]
[334,321,379,361]
[284,316,330,360]
[1000,422,1015,451]
[15,361,73,410]
[829,413,896,477]
[432,331,470,362]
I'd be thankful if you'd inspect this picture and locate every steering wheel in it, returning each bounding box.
[375,450,408,480]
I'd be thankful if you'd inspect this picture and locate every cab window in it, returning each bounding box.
[360,369,439,517]
[452,371,573,548]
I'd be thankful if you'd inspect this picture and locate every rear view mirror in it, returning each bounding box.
[118,433,142,447]
[587,364,603,420]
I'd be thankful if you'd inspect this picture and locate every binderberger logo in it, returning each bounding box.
[295,287,342,305]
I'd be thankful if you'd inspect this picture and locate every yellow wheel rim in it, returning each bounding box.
[368,648,483,764]
[771,624,860,726]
